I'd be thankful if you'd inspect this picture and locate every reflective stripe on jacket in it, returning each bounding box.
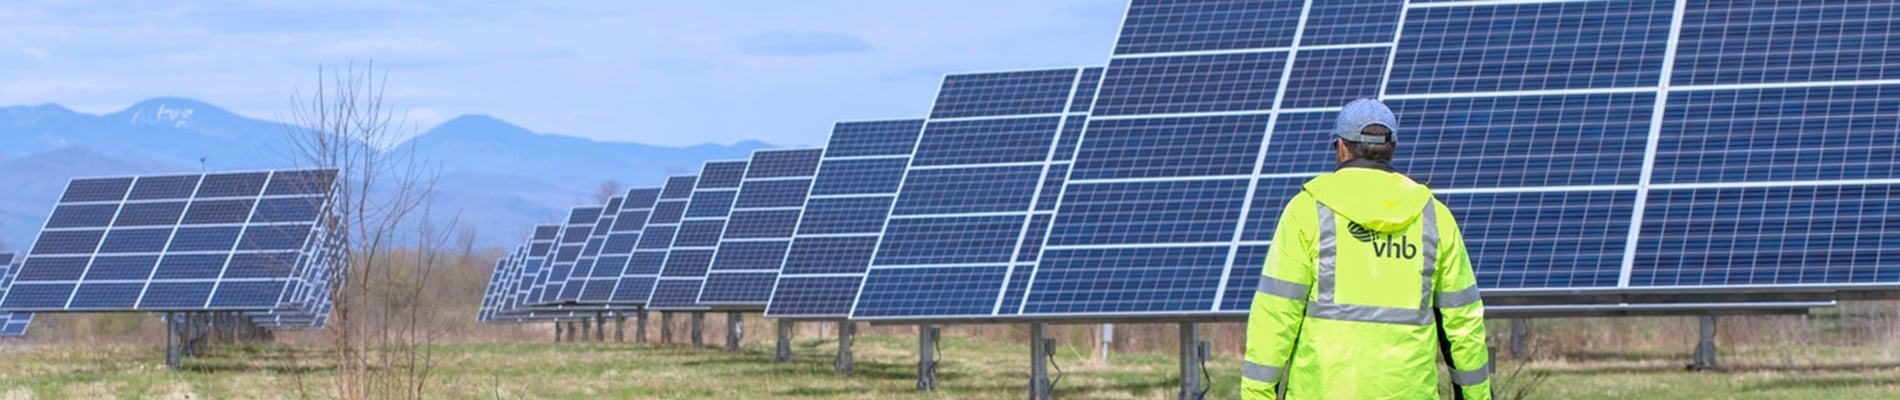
[1242,166,1492,400]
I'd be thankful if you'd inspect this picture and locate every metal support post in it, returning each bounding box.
[691,312,705,347]
[637,309,649,343]
[1029,323,1052,400]
[1510,319,1528,359]
[165,312,182,371]
[835,321,856,375]
[1101,324,1113,366]
[614,311,625,343]
[1179,323,1207,400]
[581,318,593,342]
[775,319,794,363]
[726,312,744,352]
[1694,315,1719,371]
[917,325,940,392]
[595,313,606,342]
[555,322,564,343]
[661,312,674,343]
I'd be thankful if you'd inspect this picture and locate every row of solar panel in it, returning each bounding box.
[483,0,1900,323]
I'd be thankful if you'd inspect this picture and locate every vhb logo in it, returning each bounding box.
[1372,235,1419,260]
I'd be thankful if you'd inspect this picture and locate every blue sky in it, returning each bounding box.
[0,1,1125,147]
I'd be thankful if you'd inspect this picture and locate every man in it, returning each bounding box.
[1242,99,1491,399]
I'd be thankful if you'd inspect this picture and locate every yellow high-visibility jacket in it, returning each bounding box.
[1242,164,1491,399]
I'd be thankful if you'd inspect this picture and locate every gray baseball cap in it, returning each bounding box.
[1335,98,1397,144]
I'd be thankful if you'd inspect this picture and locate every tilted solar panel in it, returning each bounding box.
[765,119,926,319]
[701,149,824,307]
[0,253,35,335]
[647,161,748,311]
[848,67,1100,321]
[1004,0,1900,322]
[0,169,340,312]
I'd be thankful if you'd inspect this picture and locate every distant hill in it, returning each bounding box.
[0,98,775,248]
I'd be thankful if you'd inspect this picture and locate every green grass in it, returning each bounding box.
[0,335,1895,399]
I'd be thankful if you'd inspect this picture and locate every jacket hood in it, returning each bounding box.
[1302,168,1434,233]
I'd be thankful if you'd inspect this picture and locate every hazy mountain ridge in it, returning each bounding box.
[0,98,775,248]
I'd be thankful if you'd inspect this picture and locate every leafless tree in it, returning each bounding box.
[593,180,623,203]
[285,61,451,400]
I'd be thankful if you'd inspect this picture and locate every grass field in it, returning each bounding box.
[1,333,1897,399]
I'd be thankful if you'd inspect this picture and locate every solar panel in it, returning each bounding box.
[530,205,603,305]
[847,67,1099,321]
[992,0,1900,322]
[0,253,35,335]
[701,149,824,307]
[765,119,926,319]
[604,187,664,304]
[0,169,341,312]
[647,161,749,311]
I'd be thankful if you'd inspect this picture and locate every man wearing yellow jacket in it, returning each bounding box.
[1243,99,1491,399]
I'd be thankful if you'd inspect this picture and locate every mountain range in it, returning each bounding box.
[0,98,775,249]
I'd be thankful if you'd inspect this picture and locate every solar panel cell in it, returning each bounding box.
[113,202,187,226]
[182,199,255,224]
[823,120,926,158]
[1070,115,1273,180]
[911,117,1063,166]
[723,210,800,239]
[875,216,1026,266]
[1093,53,1287,116]
[166,227,242,251]
[83,255,159,280]
[1024,246,1229,314]
[1046,179,1249,246]
[700,272,777,303]
[195,172,270,198]
[797,197,894,235]
[1389,93,1657,189]
[810,159,908,196]
[734,180,812,208]
[1654,86,1900,184]
[139,282,215,309]
[1279,47,1388,109]
[1300,0,1401,46]
[1390,0,1673,95]
[856,266,1009,318]
[929,69,1078,119]
[1113,0,1302,55]
[153,254,229,280]
[100,228,172,253]
[674,220,726,247]
[765,276,860,316]
[70,283,142,308]
[1633,184,1900,287]
[782,236,879,275]
[223,252,298,279]
[126,175,201,200]
[891,166,1043,215]
[61,178,133,203]
[263,169,339,196]
[684,190,738,218]
[745,149,825,179]
[1673,1,1900,86]
[46,204,120,228]
[698,162,749,189]
[32,230,105,254]
[710,241,790,271]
